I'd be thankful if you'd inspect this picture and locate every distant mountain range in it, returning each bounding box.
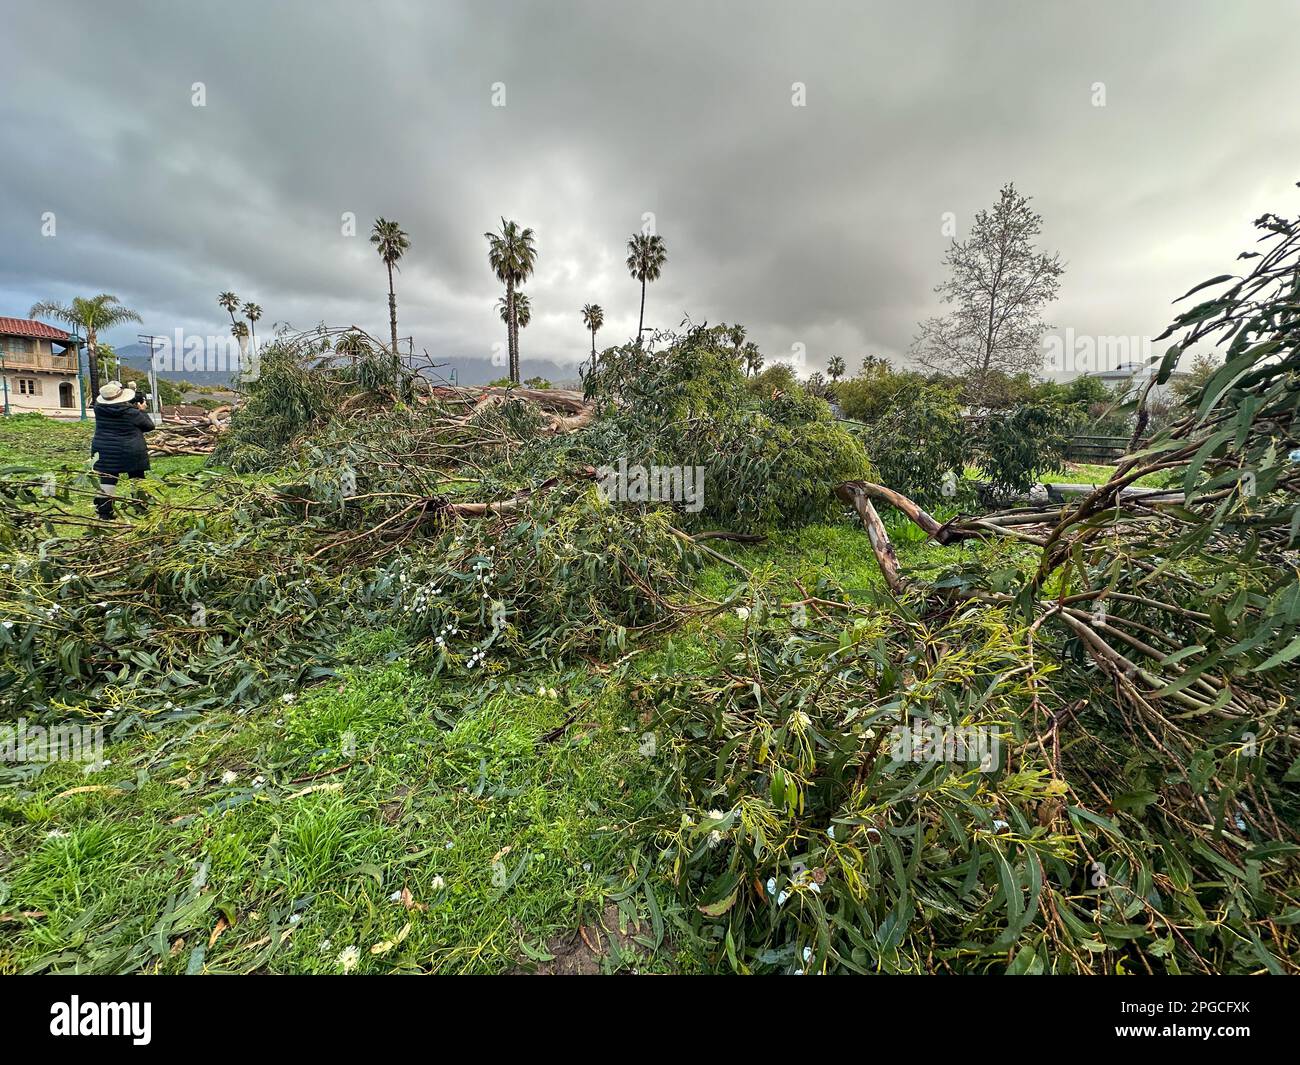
[109,342,585,389]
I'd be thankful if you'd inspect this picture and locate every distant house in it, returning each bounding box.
[0,317,84,417]
[1084,360,1187,401]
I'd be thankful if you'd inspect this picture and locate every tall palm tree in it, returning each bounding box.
[484,218,538,385]
[218,291,241,334]
[743,341,763,378]
[581,303,604,374]
[727,323,746,358]
[827,355,846,382]
[242,302,262,346]
[29,294,142,401]
[369,218,410,373]
[498,292,531,329]
[626,232,667,343]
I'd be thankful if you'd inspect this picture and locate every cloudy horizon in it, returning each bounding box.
[3,0,1299,380]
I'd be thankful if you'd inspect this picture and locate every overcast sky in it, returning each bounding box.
[3,0,1298,378]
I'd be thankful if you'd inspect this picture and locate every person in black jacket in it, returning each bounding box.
[90,380,156,520]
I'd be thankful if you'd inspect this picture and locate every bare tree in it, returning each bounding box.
[913,183,1063,397]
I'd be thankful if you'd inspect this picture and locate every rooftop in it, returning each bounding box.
[0,317,75,342]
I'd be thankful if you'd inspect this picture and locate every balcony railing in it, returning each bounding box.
[0,351,79,373]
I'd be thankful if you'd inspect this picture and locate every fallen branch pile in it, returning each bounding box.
[148,405,231,456]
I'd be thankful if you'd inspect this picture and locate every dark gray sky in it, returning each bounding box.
[3,0,1298,377]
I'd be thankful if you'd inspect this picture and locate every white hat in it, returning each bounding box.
[97,381,137,405]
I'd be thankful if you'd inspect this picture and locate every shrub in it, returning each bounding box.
[586,327,869,531]
[854,380,964,503]
[972,401,1072,497]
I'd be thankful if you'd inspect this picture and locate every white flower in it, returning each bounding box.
[766,877,777,895]
[337,945,360,973]
[221,770,238,785]
[389,891,403,902]
[431,875,445,890]
[321,939,332,951]
[288,913,302,925]
[735,607,750,620]
[707,830,723,849]
[281,692,296,704]
[45,828,68,839]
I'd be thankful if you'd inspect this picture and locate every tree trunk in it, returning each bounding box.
[506,279,519,385]
[86,328,100,403]
[637,278,646,344]
[590,328,597,375]
[387,262,399,376]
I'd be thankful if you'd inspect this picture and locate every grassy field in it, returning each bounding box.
[0,518,950,974]
[3,409,998,974]
[0,413,1118,974]
[0,412,206,478]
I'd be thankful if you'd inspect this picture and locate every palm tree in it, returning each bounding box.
[29,294,142,401]
[827,355,846,382]
[242,302,262,346]
[743,341,763,378]
[581,303,604,374]
[498,292,531,330]
[626,232,667,343]
[484,218,538,385]
[727,323,746,359]
[335,331,368,369]
[218,291,240,334]
[369,218,410,373]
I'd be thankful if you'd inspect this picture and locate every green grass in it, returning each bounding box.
[0,411,208,479]
[1041,461,1171,488]
[0,635,676,974]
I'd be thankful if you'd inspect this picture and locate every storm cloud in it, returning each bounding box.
[2,0,1298,378]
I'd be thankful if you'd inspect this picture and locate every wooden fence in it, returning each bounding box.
[1066,435,1134,463]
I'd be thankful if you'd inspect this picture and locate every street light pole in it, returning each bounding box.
[70,331,87,420]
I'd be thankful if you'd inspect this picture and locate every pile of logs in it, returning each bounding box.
[148,405,231,456]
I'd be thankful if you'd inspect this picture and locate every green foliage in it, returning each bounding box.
[852,379,964,503]
[214,333,415,472]
[639,591,1296,974]
[972,401,1073,496]
[586,327,869,531]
